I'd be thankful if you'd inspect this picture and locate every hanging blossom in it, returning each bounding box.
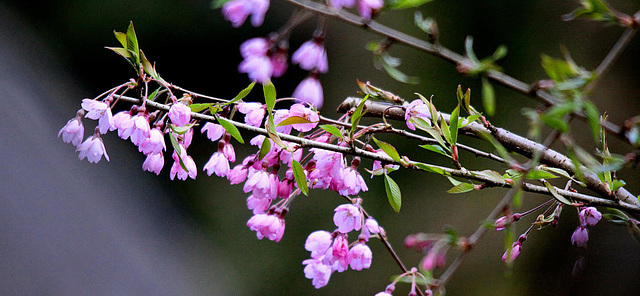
[292,39,328,73]
[222,0,270,28]
[329,0,382,20]
[238,37,281,83]
[404,99,431,131]
[81,98,113,134]
[293,75,324,110]
[247,212,286,242]
[58,110,85,147]
[76,128,110,164]
[571,207,602,248]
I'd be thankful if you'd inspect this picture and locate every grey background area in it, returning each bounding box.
[1,1,639,295]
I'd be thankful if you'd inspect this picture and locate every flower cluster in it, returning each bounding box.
[571,207,602,247]
[303,202,381,288]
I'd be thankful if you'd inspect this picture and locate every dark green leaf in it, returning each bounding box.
[292,160,309,196]
[223,81,256,107]
[450,104,460,145]
[258,137,271,160]
[216,116,244,144]
[319,125,343,138]
[481,77,495,116]
[384,174,402,213]
[263,81,276,111]
[372,137,401,162]
[125,21,140,65]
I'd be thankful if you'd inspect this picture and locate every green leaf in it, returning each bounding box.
[386,0,434,10]
[212,0,232,9]
[372,137,401,162]
[125,21,140,65]
[263,81,276,111]
[114,31,127,48]
[147,86,162,102]
[384,174,402,213]
[413,162,448,176]
[216,116,244,144]
[419,144,450,157]
[492,45,508,60]
[169,132,188,172]
[190,103,215,113]
[140,50,160,80]
[583,100,601,140]
[292,160,309,196]
[258,137,271,160]
[513,188,523,208]
[450,105,460,145]
[447,182,475,194]
[440,116,452,145]
[444,226,459,245]
[319,125,343,138]
[105,47,131,59]
[525,168,558,180]
[611,179,626,191]
[472,170,505,184]
[539,166,586,186]
[563,0,618,24]
[544,181,573,205]
[381,61,420,84]
[481,77,495,116]
[223,81,256,107]
[351,95,369,137]
[170,123,194,135]
[266,114,287,149]
[464,36,479,64]
[540,115,569,132]
[277,116,316,127]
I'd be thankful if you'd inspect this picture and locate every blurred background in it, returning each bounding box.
[1,0,639,295]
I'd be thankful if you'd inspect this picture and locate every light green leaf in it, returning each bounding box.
[544,181,573,205]
[147,86,162,102]
[263,81,276,111]
[292,160,309,196]
[114,31,127,48]
[319,125,343,138]
[447,182,475,194]
[125,21,140,65]
[440,116,452,145]
[351,95,369,137]
[413,162,447,176]
[419,144,450,157]
[384,174,402,213]
[105,47,130,59]
[170,123,194,135]
[583,100,601,140]
[481,77,495,116]
[372,137,401,162]
[277,116,316,127]
[525,169,558,180]
[216,116,244,144]
[472,170,505,184]
[223,81,256,106]
[258,137,271,160]
[190,103,215,113]
[387,0,434,10]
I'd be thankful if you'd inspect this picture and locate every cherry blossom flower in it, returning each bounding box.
[329,0,355,10]
[287,103,319,132]
[579,207,602,227]
[305,230,333,258]
[361,217,380,241]
[238,102,266,127]
[246,195,271,215]
[59,116,84,147]
[222,142,236,162]
[348,243,372,270]
[142,152,164,175]
[420,246,446,271]
[571,226,589,247]
[502,241,522,263]
[239,56,273,83]
[204,151,230,177]
[169,145,197,180]
[333,204,362,233]
[357,0,383,20]
[201,122,225,142]
[270,44,288,77]
[243,168,278,199]
[222,0,269,28]
[293,76,324,109]
[302,257,332,289]
[292,40,328,73]
[323,234,350,272]
[139,127,165,155]
[336,163,368,196]
[404,99,430,130]
[76,131,109,163]
[81,98,113,134]
[246,213,285,242]
[168,102,191,127]
[111,110,134,140]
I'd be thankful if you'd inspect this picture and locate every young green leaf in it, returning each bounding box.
[384,174,402,213]
[190,103,215,113]
[276,116,316,127]
[292,160,309,196]
[440,116,452,145]
[263,81,276,111]
[387,0,434,10]
[105,47,131,59]
[449,104,460,145]
[114,31,127,48]
[413,162,447,176]
[223,81,256,107]
[350,95,369,137]
[169,131,188,171]
[125,21,140,65]
[419,144,450,157]
[481,77,495,116]
[170,123,194,135]
[258,137,271,160]
[525,168,558,180]
[447,182,475,194]
[319,125,343,138]
[544,181,573,205]
[372,137,401,162]
[216,116,244,144]
[147,86,162,102]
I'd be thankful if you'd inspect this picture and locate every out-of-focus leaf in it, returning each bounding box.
[381,59,420,84]
[563,0,617,24]
[583,100,601,140]
[525,168,558,180]
[386,0,434,10]
[544,181,573,205]
[481,77,495,116]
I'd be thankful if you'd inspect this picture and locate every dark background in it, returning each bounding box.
[1,0,639,295]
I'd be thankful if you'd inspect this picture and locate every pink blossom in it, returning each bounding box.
[357,0,383,20]
[139,127,165,155]
[222,142,236,162]
[348,243,372,270]
[333,204,362,233]
[324,234,350,272]
[239,56,273,84]
[59,117,84,146]
[571,226,589,247]
[336,165,368,196]
[287,103,319,132]
[203,152,230,177]
[404,99,430,130]
[420,247,446,271]
[302,258,332,289]
[240,38,269,58]
[111,111,134,139]
[579,207,602,227]
[293,76,324,109]
[270,45,288,77]
[129,114,151,146]
[229,164,249,184]
[292,40,328,73]
[246,213,285,242]
[501,242,522,263]
[181,128,194,148]
[168,102,191,127]
[278,179,293,198]
[81,99,113,134]
[76,132,109,163]
[238,102,266,127]
[246,195,271,214]
[305,230,333,258]
[361,217,380,241]
[201,122,225,142]
[222,0,269,28]
[243,169,277,199]
[142,152,164,175]
[329,0,355,10]
[375,292,393,296]
[169,146,197,180]
[273,109,293,134]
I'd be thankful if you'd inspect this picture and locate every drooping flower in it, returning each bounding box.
[111,110,134,140]
[76,131,109,163]
[302,257,332,289]
[333,204,362,233]
[571,226,589,247]
[361,217,380,241]
[348,243,372,270]
[247,213,285,242]
[81,98,113,134]
[579,207,602,227]
[201,122,225,142]
[238,102,266,127]
[168,102,191,127]
[169,145,197,180]
[293,76,324,109]
[243,168,278,199]
[142,152,164,175]
[305,230,334,258]
[292,40,328,73]
[222,0,270,28]
[59,116,84,147]
[139,127,166,155]
[239,55,273,83]
[323,234,350,272]
[246,194,271,215]
[502,241,522,263]
[204,151,230,177]
[357,0,383,20]
[270,43,288,77]
[404,99,430,131]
